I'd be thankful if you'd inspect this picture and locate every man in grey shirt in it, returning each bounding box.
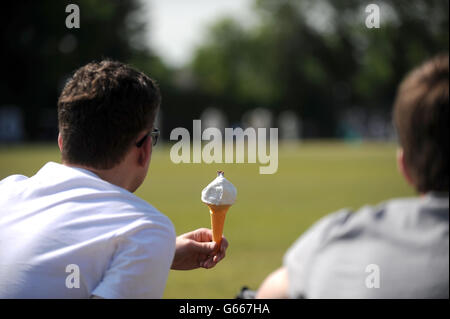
[256,54,449,299]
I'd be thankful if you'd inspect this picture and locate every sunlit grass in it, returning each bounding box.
[0,141,414,298]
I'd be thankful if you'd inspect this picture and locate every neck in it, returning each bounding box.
[63,161,135,192]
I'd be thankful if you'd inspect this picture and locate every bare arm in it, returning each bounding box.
[256,267,289,299]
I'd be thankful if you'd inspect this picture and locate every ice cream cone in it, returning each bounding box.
[202,171,236,250]
[207,204,231,248]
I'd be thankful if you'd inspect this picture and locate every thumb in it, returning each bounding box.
[193,241,217,254]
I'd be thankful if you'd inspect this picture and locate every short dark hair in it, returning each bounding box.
[58,60,161,169]
[394,54,449,193]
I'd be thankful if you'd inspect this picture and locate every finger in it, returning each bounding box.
[213,250,225,264]
[203,252,221,268]
[199,228,213,242]
[219,245,226,259]
[217,236,228,259]
[194,240,217,254]
[191,228,213,242]
[199,260,208,268]
[202,258,215,269]
[221,236,229,250]
[180,228,212,242]
[201,253,214,268]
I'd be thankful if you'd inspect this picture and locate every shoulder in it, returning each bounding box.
[104,190,176,244]
[285,196,443,258]
[349,195,448,231]
[283,209,353,298]
[284,198,402,257]
[115,201,176,240]
[42,162,175,231]
[45,162,177,241]
[312,198,419,243]
[0,174,29,198]
[0,174,28,185]
[322,197,429,234]
[285,209,353,260]
[91,203,176,299]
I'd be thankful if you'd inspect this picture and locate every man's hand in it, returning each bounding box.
[171,228,229,270]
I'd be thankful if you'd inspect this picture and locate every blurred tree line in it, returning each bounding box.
[0,0,448,141]
[189,0,449,137]
[1,0,168,140]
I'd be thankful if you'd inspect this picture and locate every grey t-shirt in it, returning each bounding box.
[284,193,449,299]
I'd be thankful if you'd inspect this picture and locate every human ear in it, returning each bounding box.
[397,148,414,187]
[58,133,63,152]
[137,133,152,167]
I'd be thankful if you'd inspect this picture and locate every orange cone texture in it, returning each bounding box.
[207,204,231,248]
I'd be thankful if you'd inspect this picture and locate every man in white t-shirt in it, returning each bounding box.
[256,55,449,298]
[0,60,228,298]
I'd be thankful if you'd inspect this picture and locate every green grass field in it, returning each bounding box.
[0,142,414,298]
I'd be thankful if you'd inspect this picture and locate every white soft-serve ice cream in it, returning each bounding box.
[201,171,237,206]
[201,171,237,247]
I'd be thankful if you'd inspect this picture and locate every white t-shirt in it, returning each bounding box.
[0,162,176,299]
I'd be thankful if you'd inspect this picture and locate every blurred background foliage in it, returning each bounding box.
[0,0,448,140]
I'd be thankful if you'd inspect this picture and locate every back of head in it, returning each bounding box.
[394,54,449,193]
[58,60,161,169]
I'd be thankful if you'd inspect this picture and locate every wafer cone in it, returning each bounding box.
[207,204,231,248]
